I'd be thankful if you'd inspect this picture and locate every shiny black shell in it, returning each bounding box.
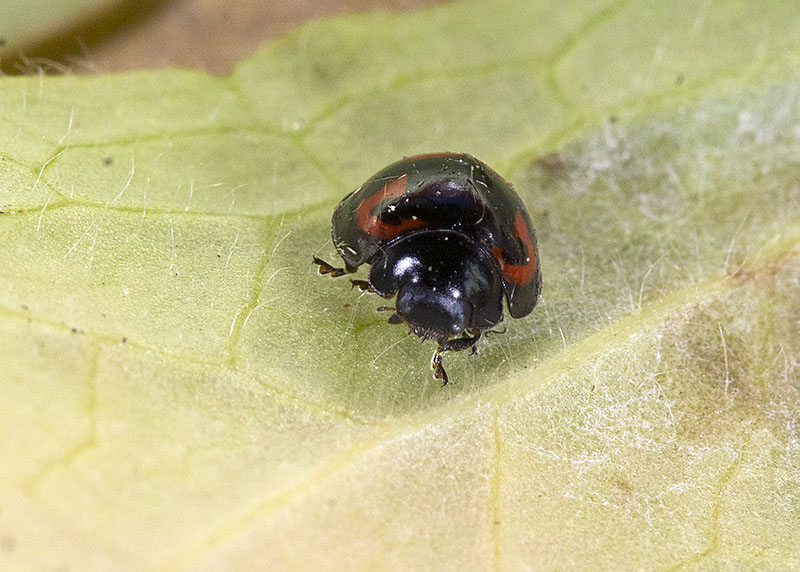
[332,153,541,318]
[369,230,504,337]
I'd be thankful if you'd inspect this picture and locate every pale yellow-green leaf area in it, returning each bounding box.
[1,1,800,571]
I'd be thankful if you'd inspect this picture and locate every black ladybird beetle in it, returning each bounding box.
[314,152,541,385]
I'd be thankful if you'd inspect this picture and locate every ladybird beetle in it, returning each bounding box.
[314,152,541,385]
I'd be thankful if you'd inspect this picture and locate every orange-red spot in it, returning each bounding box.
[492,211,537,285]
[355,174,425,240]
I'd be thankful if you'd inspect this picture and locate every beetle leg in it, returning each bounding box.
[349,279,375,293]
[486,326,507,336]
[312,256,353,278]
[439,330,482,353]
[430,330,482,386]
[376,306,403,325]
[431,347,450,386]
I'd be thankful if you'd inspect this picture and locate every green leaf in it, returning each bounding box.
[2,0,800,570]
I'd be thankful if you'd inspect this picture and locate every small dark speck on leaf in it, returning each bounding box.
[0,38,6,48]
[675,73,685,85]
[615,479,633,493]
[608,115,618,124]
[121,337,128,343]
[21,304,29,311]
[0,534,15,553]
[536,152,566,175]
[102,157,113,166]
[343,303,351,308]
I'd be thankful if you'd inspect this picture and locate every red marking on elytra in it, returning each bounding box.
[355,174,426,240]
[492,211,537,285]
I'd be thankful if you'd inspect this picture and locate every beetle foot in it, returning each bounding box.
[313,256,350,278]
[349,279,374,293]
[431,347,450,386]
